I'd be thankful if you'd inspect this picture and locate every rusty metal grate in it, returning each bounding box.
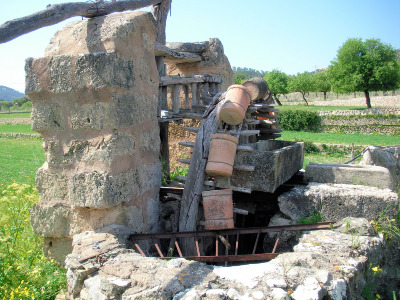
[129,222,334,263]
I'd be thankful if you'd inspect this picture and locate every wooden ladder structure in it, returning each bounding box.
[176,88,282,255]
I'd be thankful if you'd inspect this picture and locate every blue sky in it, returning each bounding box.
[0,0,399,93]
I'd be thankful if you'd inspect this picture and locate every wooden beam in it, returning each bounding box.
[178,93,227,256]
[0,0,166,44]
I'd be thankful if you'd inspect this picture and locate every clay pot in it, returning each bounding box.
[206,133,238,177]
[219,85,251,125]
[202,189,234,230]
[242,77,270,101]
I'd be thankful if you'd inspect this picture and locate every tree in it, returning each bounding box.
[235,73,248,84]
[263,70,289,106]
[313,70,331,100]
[288,72,314,105]
[0,100,10,112]
[329,38,400,108]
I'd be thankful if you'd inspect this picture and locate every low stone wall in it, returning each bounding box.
[0,118,32,124]
[319,111,400,135]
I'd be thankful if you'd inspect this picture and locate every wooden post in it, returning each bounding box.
[209,82,216,95]
[184,85,190,109]
[152,0,172,181]
[191,83,198,107]
[172,85,182,114]
[202,83,209,101]
[179,93,227,255]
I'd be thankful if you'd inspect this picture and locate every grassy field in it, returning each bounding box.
[278,105,368,112]
[0,123,36,134]
[0,137,45,190]
[0,111,31,118]
[279,130,400,147]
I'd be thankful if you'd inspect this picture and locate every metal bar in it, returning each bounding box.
[129,222,335,240]
[152,236,164,258]
[174,238,183,258]
[134,242,146,257]
[252,229,261,255]
[272,231,281,254]
[171,253,280,263]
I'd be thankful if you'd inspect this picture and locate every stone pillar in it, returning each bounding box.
[26,11,160,264]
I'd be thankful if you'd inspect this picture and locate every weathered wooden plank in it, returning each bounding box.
[259,128,283,134]
[184,85,190,109]
[177,158,191,165]
[160,75,204,86]
[191,83,198,107]
[202,83,209,100]
[231,186,252,194]
[179,93,227,256]
[181,112,204,120]
[178,142,195,148]
[183,126,200,133]
[233,208,249,215]
[172,85,182,114]
[244,119,260,125]
[155,43,202,64]
[217,129,260,136]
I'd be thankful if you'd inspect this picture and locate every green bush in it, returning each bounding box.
[0,183,66,299]
[279,110,321,131]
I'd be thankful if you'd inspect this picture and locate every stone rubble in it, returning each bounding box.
[65,217,400,299]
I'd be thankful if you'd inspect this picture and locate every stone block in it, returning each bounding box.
[361,146,400,190]
[69,93,157,130]
[75,53,135,91]
[278,183,399,222]
[36,165,69,202]
[215,140,304,193]
[43,237,73,266]
[31,102,65,131]
[30,202,72,237]
[305,163,395,191]
[69,170,140,208]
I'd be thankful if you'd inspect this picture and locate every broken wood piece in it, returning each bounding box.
[231,186,252,194]
[167,193,182,201]
[177,158,191,165]
[172,85,182,114]
[183,126,200,133]
[259,128,283,134]
[181,112,204,120]
[216,129,260,136]
[253,113,280,119]
[178,142,195,148]
[233,208,249,215]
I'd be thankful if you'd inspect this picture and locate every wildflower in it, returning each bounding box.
[376,294,381,299]
[372,266,380,272]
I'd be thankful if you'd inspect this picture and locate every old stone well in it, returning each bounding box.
[26,10,400,300]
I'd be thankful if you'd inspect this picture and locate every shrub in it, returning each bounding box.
[0,183,66,299]
[279,110,321,131]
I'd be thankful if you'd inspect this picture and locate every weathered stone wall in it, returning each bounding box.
[27,11,161,264]
[166,38,234,91]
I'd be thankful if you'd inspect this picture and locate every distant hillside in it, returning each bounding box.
[0,85,26,102]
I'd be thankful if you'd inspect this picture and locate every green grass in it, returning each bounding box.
[0,137,45,190]
[303,152,351,168]
[0,112,31,119]
[0,124,36,134]
[279,131,400,146]
[278,105,369,112]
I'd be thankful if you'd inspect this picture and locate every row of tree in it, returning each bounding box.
[235,38,400,108]
[0,97,31,112]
